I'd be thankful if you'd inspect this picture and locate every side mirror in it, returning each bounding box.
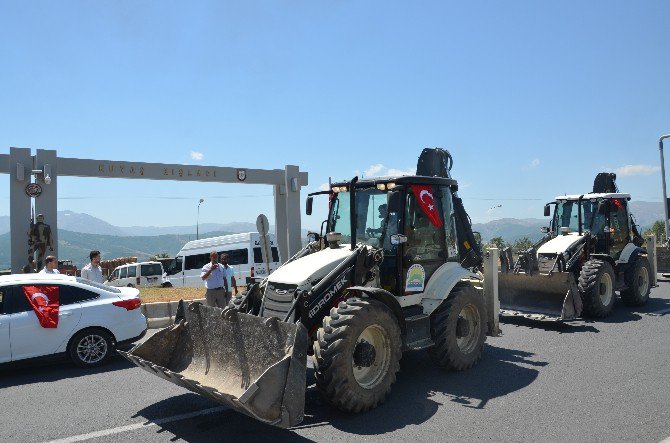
[543,205,551,217]
[540,227,550,234]
[306,196,313,216]
[391,234,408,245]
[388,190,403,213]
[307,231,318,242]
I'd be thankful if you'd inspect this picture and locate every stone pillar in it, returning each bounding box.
[34,149,58,262]
[284,165,302,259]
[274,184,288,263]
[9,147,33,273]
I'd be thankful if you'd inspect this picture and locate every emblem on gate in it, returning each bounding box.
[237,169,247,181]
[25,183,43,198]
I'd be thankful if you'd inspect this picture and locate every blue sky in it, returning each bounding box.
[1,1,669,231]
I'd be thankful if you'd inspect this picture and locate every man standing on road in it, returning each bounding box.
[220,253,238,302]
[38,256,60,274]
[201,251,229,308]
[81,250,104,283]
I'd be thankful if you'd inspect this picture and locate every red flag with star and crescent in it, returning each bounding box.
[411,185,443,227]
[22,285,59,328]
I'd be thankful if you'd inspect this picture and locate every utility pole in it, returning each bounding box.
[197,198,204,240]
[659,135,670,245]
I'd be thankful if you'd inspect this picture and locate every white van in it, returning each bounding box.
[164,232,280,288]
[105,261,164,288]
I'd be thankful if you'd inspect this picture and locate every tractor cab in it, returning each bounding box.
[548,193,633,259]
[320,175,475,297]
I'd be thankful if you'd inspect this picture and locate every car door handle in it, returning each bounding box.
[59,312,72,317]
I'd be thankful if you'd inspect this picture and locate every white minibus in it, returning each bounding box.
[164,232,280,288]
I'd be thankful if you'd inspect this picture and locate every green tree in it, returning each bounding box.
[643,220,666,244]
[512,237,533,252]
[150,252,171,261]
[486,236,507,250]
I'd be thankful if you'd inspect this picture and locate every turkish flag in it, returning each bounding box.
[411,185,443,227]
[22,285,60,328]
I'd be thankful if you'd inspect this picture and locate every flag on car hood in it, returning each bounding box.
[22,285,59,328]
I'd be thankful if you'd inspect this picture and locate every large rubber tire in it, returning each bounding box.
[312,297,402,413]
[427,284,487,371]
[68,328,115,368]
[621,256,651,306]
[578,259,616,318]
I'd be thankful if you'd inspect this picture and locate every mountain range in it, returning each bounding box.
[0,202,664,270]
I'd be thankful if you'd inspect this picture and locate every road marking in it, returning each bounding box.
[46,406,227,443]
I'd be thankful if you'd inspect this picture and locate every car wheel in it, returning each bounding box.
[127,283,135,288]
[68,329,116,368]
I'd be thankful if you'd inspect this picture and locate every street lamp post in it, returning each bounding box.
[197,198,204,240]
[659,135,670,245]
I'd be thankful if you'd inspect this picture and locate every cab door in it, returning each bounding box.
[401,184,448,295]
[609,198,630,260]
[0,286,11,363]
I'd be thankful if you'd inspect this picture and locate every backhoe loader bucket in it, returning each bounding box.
[119,301,308,428]
[498,271,583,320]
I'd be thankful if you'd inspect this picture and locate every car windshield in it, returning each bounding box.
[328,188,396,250]
[76,277,121,293]
[555,199,605,234]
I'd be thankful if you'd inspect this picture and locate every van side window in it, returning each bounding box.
[223,249,248,265]
[271,247,279,262]
[127,266,137,278]
[120,267,128,279]
[185,253,209,271]
[141,264,162,276]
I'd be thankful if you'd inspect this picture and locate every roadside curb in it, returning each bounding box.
[140,298,205,328]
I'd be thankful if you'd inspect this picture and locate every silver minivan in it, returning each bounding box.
[105,261,164,288]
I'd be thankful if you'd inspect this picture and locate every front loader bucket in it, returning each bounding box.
[118,301,308,428]
[498,271,583,320]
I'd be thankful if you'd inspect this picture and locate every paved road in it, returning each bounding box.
[2,281,670,442]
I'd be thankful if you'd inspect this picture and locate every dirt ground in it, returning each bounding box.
[138,286,246,303]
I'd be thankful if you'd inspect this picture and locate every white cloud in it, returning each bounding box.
[613,164,661,176]
[318,183,330,191]
[387,167,416,176]
[530,158,540,168]
[190,151,204,161]
[360,164,415,178]
[364,164,384,177]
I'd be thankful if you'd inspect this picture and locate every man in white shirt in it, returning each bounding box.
[38,256,60,274]
[81,250,104,283]
[201,251,229,308]
[220,253,238,299]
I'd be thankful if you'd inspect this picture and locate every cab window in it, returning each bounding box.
[120,267,128,279]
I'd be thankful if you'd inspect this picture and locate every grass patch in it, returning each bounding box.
[137,286,246,304]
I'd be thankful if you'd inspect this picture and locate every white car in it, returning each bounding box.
[0,273,147,367]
